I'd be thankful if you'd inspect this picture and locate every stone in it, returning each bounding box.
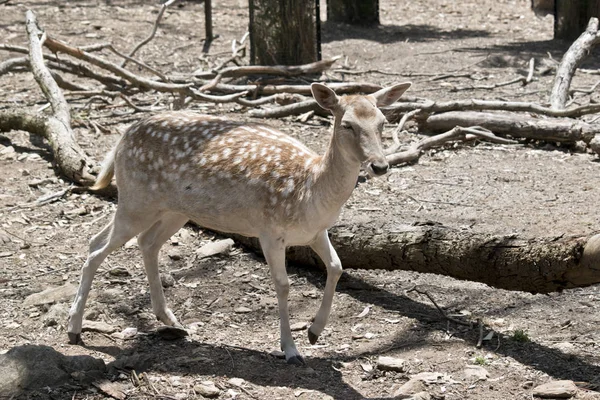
[532,380,578,398]
[0,345,106,396]
[234,306,252,313]
[111,327,138,340]
[196,239,234,259]
[463,365,489,381]
[108,267,130,277]
[81,320,118,334]
[110,353,152,372]
[195,380,220,398]
[290,321,309,331]
[394,379,427,397]
[160,272,175,288]
[156,325,189,340]
[228,377,245,387]
[42,303,69,327]
[23,283,77,306]
[377,356,408,372]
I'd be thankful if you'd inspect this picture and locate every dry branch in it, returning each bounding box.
[209,82,382,96]
[11,10,96,184]
[386,126,517,166]
[384,99,600,121]
[194,56,341,79]
[551,17,600,109]
[419,111,600,143]
[121,0,178,68]
[43,36,192,93]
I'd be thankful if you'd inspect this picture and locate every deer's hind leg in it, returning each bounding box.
[137,212,188,327]
[68,206,161,344]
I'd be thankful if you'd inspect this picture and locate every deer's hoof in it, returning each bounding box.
[68,332,82,345]
[307,328,319,345]
[287,355,305,365]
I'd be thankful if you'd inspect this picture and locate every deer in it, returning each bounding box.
[67,82,412,364]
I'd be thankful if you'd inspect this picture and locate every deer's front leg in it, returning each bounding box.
[307,230,343,344]
[260,235,304,365]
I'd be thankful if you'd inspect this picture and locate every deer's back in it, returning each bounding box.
[113,112,324,238]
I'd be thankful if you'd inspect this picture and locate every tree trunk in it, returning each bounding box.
[555,0,600,40]
[249,0,321,65]
[326,0,379,25]
[231,224,600,295]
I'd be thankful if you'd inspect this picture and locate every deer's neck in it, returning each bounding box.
[311,126,361,217]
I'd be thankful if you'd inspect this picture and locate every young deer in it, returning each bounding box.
[67,82,411,364]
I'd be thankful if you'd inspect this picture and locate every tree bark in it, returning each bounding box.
[327,0,379,25]
[231,224,600,294]
[249,0,321,65]
[555,0,600,40]
[418,111,599,143]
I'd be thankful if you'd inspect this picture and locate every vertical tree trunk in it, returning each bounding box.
[555,0,600,40]
[326,0,379,25]
[249,0,321,65]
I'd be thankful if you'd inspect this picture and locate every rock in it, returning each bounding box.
[23,283,77,306]
[290,321,309,331]
[234,306,252,313]
[0,344,106,396]
[463,365,489,381]
[228,377,245,387]
[410,372,445,384]
[81,320,118,334]
[92,379,127,400]
[394,379,427,397]
[168,248,184,260]
[532,380,578,398]
[97,288,123,304]
[108,267,130,277]
[42,303,69,327]
[377,356,407,372]
[124,237,138,248]
[160,272,175,288]
[156,325,189,340]
[196,238,234,259]
[195,380,220,398]
[111,327,138,340]
[110,353,152,372]
[410,392,431,400]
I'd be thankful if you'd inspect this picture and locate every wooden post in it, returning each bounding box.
[204,0,213,41]
[555,0,600,40]
[249,0,321,65]
[326,0,379,25]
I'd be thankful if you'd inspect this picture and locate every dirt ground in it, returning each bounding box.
[1,0,600,399]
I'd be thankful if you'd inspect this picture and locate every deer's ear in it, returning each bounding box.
[370,82,412,107]
[311,83,340,111]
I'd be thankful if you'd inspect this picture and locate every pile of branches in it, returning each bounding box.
[1,4,600,186]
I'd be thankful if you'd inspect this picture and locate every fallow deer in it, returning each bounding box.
[67,82,411,364]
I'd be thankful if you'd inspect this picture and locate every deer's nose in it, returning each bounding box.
[370,162,389,176]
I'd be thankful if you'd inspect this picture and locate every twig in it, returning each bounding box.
[107,44,169,82]
[121,0,178,68]
[406,286,472,327]
[386,109,421,155]
[386,126,517,166]
[451,76,526,91]
[526,57,535,84]
[476,319,484,348]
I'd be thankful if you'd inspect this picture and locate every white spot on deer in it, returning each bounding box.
[271,171,280,179]
[199,157,207,166]
[161,121,169,128]
[139,153,146,162]
[223,148,232,158]
[233,157,242,165]
[282,178,295,197]
[260,164,267,173]
[304,158,313,169]
[210,154,219,163]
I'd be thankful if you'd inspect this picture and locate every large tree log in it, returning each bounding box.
[418,111,599,143]
[231,224,600,294]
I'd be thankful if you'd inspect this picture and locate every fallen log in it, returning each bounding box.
[417,111,599,143]
[231,224,600,294]
[17,11,95,184]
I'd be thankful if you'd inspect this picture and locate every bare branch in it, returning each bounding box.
[121,0,178,68]
[551,17,600,109]
[44,35,193,93]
